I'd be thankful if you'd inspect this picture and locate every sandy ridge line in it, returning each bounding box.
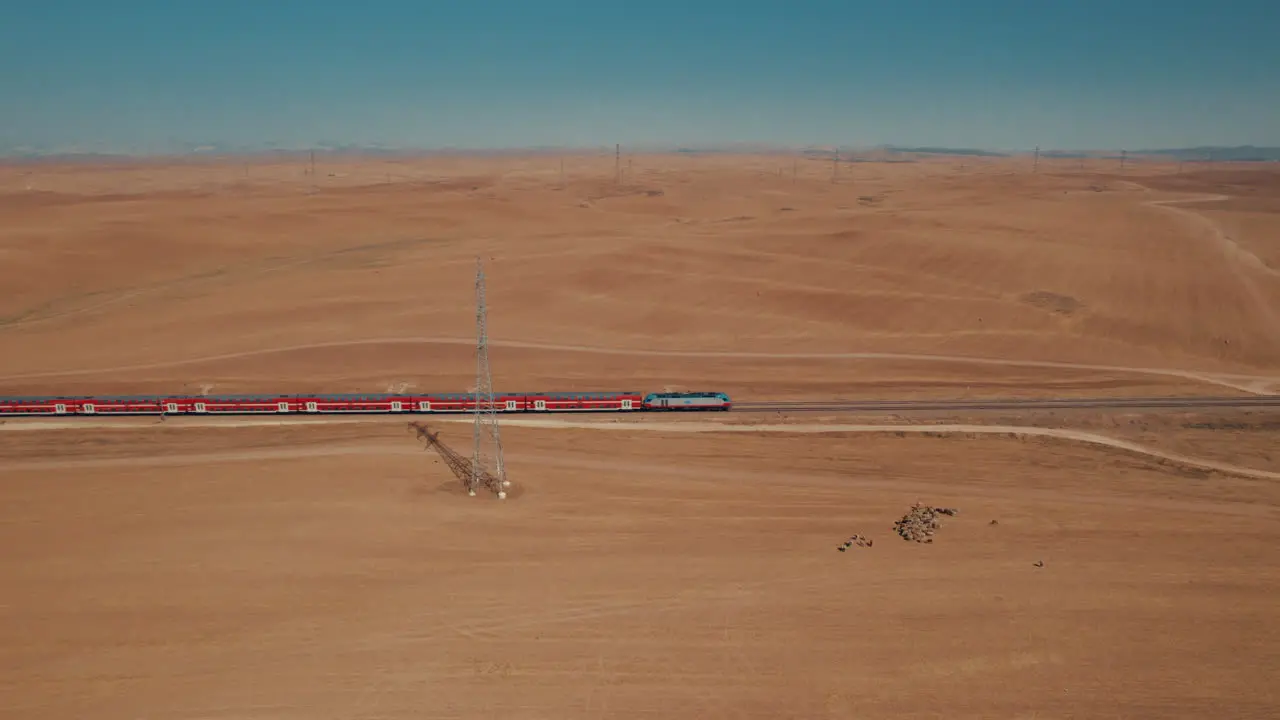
[0,247,586,333]
[1,336,1275,394]
[1140,191,1280,338]
[3,415,1276,481]
[1143,193,1280,279]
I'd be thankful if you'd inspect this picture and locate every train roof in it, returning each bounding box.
[0,395,165,401]
[488,391,639,394]
[643,391,729,398]
[1,391,645,401]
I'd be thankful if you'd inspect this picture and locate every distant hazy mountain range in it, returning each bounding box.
[2,142,1278,162]
[829,145,1280,161]
[1123,145,1280,161]
[786,145,1280,162]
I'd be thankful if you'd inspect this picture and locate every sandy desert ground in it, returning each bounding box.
[2,419,1278,719]
[1,152,1279,718]
[3,152,1279,395]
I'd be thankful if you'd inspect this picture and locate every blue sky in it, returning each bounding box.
[2,0,1277,153]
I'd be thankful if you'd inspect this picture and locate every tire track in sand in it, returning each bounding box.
[3,415,1276,481]
[1,336,1275,395]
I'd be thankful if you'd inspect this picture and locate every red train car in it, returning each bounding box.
[0,397,63,415]
[79,396,165,414]
[0,396,165,415]
[0,390,656,416]
[520,391,643,412]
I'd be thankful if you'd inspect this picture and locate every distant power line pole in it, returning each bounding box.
[1119,150,1127,172]
[615,144,621,185]
[1033,146,1040,173]
[832,147,839,183]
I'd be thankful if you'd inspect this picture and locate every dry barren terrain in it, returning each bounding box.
[2,153,1279,395]
[2,153,1279,718]
[2,421,1278,719]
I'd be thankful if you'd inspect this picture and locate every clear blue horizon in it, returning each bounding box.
[2,0,1278,154]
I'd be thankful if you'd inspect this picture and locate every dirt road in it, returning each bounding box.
[5,414,1275,480]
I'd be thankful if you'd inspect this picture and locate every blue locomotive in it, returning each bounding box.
[641,391,732,411]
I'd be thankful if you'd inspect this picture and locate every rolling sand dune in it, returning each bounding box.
[2,335,1277,395]
[1142,192,1280,334]
[1,154,1277,719]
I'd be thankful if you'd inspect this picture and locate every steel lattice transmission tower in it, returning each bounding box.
[470,257,509,499]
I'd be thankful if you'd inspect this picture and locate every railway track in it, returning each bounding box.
[2,394,1277,421]
[733,395,1280,414]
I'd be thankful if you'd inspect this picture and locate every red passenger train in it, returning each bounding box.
[0,391,732,416]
